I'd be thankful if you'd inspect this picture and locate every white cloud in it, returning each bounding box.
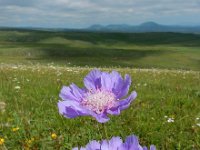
[0,0,200,27]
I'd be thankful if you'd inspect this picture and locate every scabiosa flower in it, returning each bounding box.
[58,69,137,123]
[73,135,156,150]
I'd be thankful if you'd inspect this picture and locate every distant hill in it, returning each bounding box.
[86,22,200,33]
[1,22,200,33]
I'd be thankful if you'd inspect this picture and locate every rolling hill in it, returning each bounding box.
[0,29,199,70]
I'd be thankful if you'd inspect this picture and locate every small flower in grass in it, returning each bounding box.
[15,86,21,90]
[12,127,19,132]
[51,133,57,140]
[0,138,5,145]
[12,66,18,69]
[167,118,174,123]
[58,69,137,123]
[26,138,34,146]
[73,134,156,150]
[197,123,200,127]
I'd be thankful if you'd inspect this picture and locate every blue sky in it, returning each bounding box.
[0,0,200,28]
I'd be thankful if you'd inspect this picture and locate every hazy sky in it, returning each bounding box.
[0,0,200,28]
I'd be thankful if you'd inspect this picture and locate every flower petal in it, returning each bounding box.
[118,91,137,111]
[73,134,155,150]
[90,112,110,123]
[150,145,156,150]
[109,71,132,99]
[120,135,144,150]
[84,69,102,91]
[107,91,137,115]
[58,101,110,123]
[101,72,113,91]
[85,140,101,150]
[108,137,123,149]
[59,84,86,102]
[110,71,124,95]
[58,100,89,118]
[101,140,109,150]
[107,106,121,115]
[143,146,148,150]
[125,135,139,146]
[116,74,131,99]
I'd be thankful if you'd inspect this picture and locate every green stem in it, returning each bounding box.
[103,123,108,139]
[96,122,102,139]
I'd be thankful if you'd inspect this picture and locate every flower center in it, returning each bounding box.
[82,90,116,114]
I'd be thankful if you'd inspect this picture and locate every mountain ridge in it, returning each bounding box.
[1,22,200,33]
[86,22,200,33]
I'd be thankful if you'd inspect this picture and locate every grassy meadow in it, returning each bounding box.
[0,29,200,149]
[0,30,200,70]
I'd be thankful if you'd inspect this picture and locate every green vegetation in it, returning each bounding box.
[0,66,200,149]
[0,30,200,70]
[0,30,200,149]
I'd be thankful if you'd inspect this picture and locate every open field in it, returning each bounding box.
[0,65,200,149]
[0,30,200,149]
[0,30,200,70]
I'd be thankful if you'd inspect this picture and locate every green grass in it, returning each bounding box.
[0,30,200,149]
[0,30,200,70]
[0,65,200,149]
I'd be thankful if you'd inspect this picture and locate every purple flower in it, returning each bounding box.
[58,69,137,123]
[73,135,156,150]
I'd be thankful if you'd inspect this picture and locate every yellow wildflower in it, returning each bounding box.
[0,138,5,145]
[12,127,19,132]
[26,137,34,145]
[51,133,57,140]
[27,140,32,144]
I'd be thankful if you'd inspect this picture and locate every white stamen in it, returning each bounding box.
[82,90,116,114]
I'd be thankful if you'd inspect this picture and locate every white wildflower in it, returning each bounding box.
[57,72,62,76]
[67,69,73,72]
[15,86,21,90]
[167,118,174,123]
[12,66,18,69]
